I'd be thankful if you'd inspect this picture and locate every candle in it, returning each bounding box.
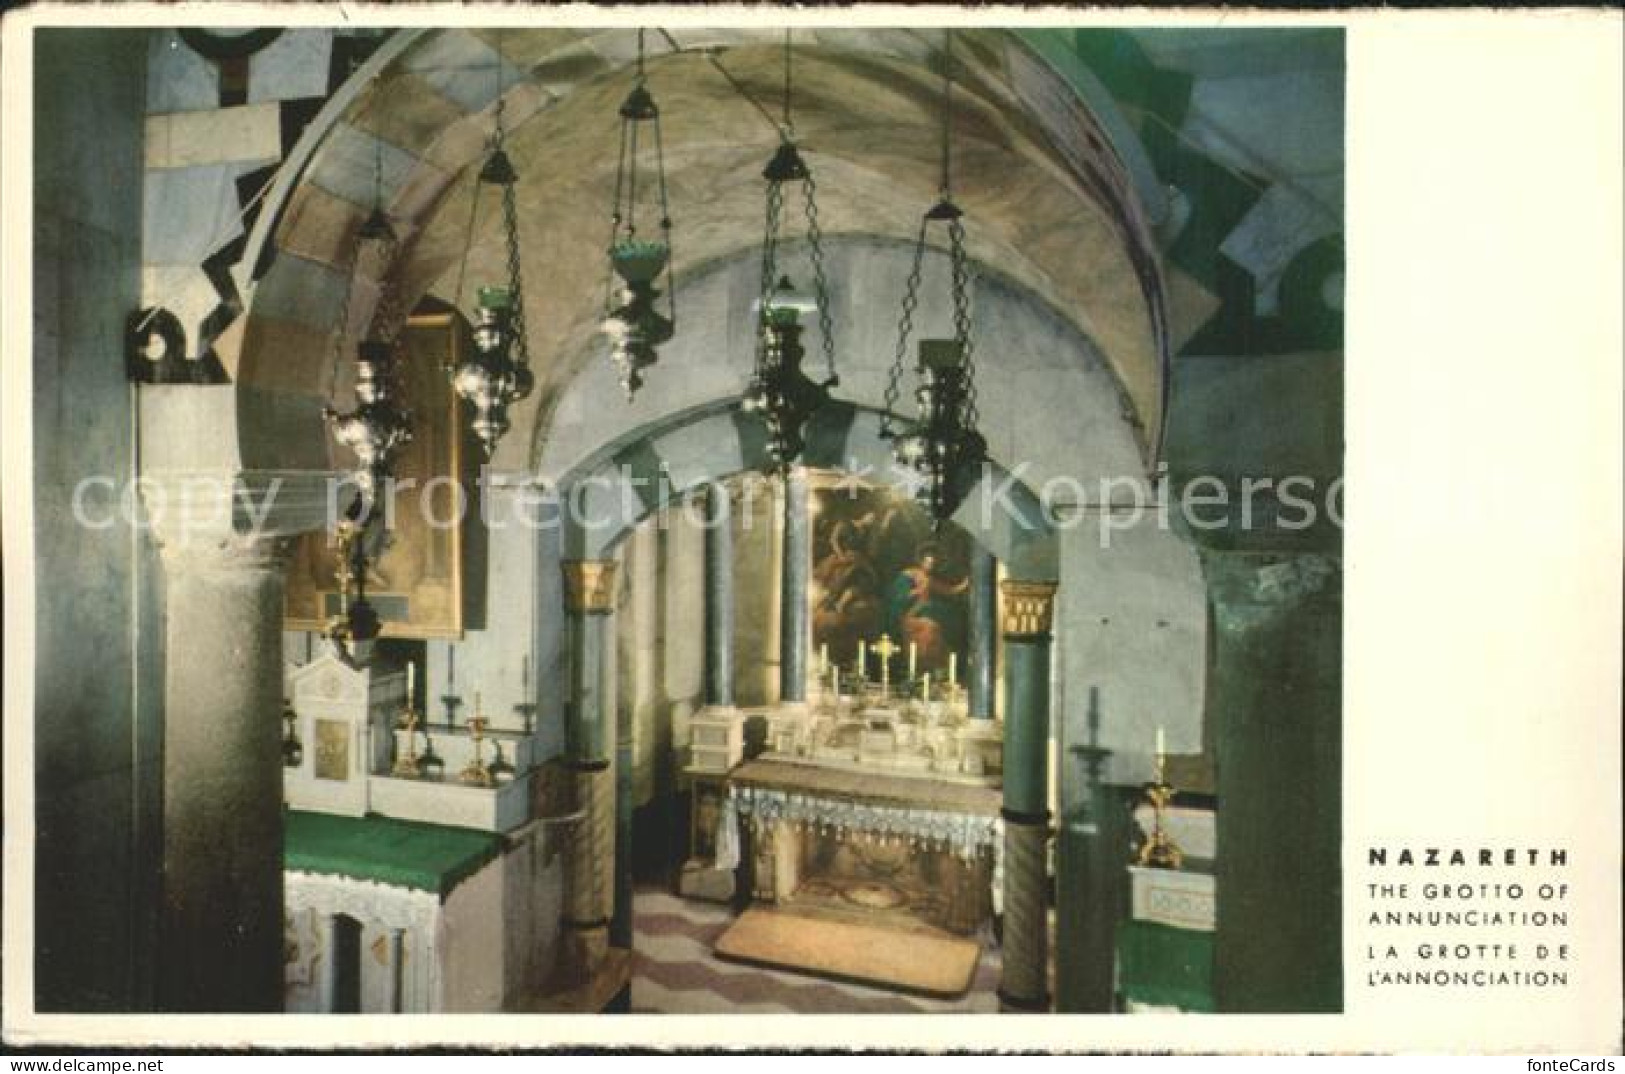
[406,661,415,703]
[521,654,529,689]
[832,668,840,697]
[447,645,456,689]
[819,643,829,673]
[948,652,957,687]
[857,642,867,680]
[922,673,931,704]
[908,643,918,680]
[1156,725,1166,757]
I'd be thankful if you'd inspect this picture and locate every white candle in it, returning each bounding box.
[832,668,840,697]
[406,661,415,700]
[857,642,867,679]
[1156,725,1166,757]
[948,653,958,687]
[923,673,931,703]
[819,643,829,673]
[521,654,529,689]
[908,643,918,680]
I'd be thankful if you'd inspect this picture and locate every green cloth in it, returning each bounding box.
[1116,920,1216,1012]
[284,810,504,897]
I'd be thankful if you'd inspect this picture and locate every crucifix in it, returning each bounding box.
[869,633,901,692]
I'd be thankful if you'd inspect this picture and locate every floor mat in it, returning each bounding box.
[714,905,981,998]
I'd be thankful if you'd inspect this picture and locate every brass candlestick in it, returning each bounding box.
[1136,749,1184,870]
[392,663,424,777]
[459,693,493,787]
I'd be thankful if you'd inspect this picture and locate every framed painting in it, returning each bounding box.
[283,309,477,639]
[807,471,973,676]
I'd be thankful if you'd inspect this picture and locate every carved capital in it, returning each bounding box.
[562,559,618,615]
[1000,579,1058,639]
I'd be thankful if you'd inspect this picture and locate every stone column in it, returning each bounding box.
[968,544,998,718]
[778,469,810,704]
[997,579,1058,1013]
[561,559,618,979]
[703,483,736,709]
[1202,551,1342,1012]
[155,531,294,1012]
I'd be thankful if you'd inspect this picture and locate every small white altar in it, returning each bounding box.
[284,651,536,833]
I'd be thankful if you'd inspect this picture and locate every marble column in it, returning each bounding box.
[155,531,293,1012]
[1202,551,1342,1012]
[702,483,735,709]
[778,469,810,704]
[560,559,618,979]
[997,579,1058,1013]
[968,544,998,718]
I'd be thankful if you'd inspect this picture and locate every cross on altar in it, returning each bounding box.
[869,633,901,689]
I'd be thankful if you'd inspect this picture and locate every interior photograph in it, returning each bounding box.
[26,20,1345,1018]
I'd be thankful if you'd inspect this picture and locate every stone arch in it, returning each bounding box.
[553,399,1059,580]
[220,25,1171,480]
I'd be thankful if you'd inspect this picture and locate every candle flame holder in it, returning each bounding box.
[1136,750,1184,870]
[459,699,494,788]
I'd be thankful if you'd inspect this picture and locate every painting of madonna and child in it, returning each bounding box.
[810,477,974,685]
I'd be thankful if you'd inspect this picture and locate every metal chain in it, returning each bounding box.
[801,170,837,382]
[949,215,978,430]
[881,216,929,436]
[501,175,529,366]
[754,176,783,373]
[940,29,954,200]
[654,111,676,329]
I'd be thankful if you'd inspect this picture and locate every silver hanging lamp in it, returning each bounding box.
[448,34,536,457]
[880,30,986,525]
[322,143,413,667]
[602,28,677,399]
[739,29,840,472]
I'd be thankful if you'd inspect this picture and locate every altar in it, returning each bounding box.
[729,756,1001,935]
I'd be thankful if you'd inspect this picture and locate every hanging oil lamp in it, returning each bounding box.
[324,512,383,669]
[740,29,839,471]
[448,41,535,457]
[323,146,413,512]
[602,28,676,399]
[281,699,303,768]
[881,30,986,523]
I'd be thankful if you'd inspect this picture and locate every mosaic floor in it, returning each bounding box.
[630,886,1002,1014]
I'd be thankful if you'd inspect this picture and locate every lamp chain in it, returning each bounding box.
[801,170,837,382]
[880,216,929,435]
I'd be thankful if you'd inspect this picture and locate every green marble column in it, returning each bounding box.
[968,545,997,718]
[561,559,618,979]
[703,484,736,708]
[1202,550,1342,1013]
[997,579,1058,1013]
[779,469,810,704]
